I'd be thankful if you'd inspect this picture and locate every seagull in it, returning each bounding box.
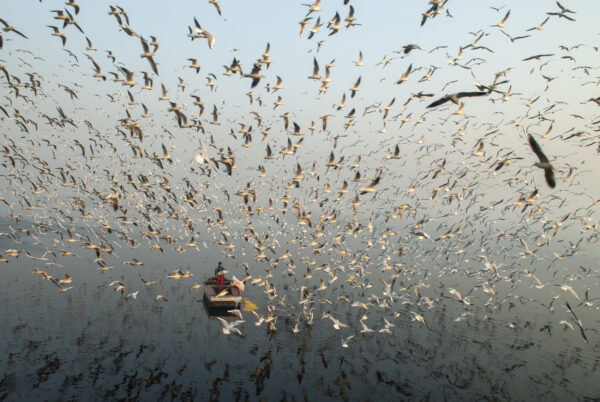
[227,308,243,320]
[292,122,304,136]
[528,134,556,188]
[304,0,321,16]
[448,288,469,304]
[47,26,66,46]
[211,104,220,125]
[252,310,265,326]
[492,10,511,28]
[188,58,201,73]
[244,63,264,88]
[140,36,159,75]
[66,1,80,15]
[202,29,215,49]
[354,50,363,66]
[341,335,354,348]
[359,174,381,194]
[360,319,374,333]
[500,30,530,43]
[411,312,430,329]
[349,76,361,97]
[298,17,312,36]
[192,18,215,49]
[547,1,576,21]
[379,317,395,333]
[402,44,422,54]
[217,317,244,335]
[88,57,106,81]
[141,277,157,286]
[427,91,488,108]
[559,320,575,331]
[526,17,550,31]
[323,313,349,330]
[560,285,581,303]
[565,301,587,343]
[520,238,535,257]
[307,57,321,80]
[121,67,136,86]
[209,0,222,16]
[344,4,356,28]
[395,64,413,85]
[0,18,28,39]
[522,53,554,61]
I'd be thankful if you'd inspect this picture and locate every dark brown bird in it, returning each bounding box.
[427,91,488,108]
[528,134,555,189]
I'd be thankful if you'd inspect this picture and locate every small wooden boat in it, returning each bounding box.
[203,276,243,309]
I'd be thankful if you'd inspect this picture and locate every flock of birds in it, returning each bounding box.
[1,0,600,398]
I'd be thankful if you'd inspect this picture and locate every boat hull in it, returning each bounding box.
[203,277,242,309]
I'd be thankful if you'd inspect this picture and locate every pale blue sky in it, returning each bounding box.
[1,0,599,202]
[3,1,598,123]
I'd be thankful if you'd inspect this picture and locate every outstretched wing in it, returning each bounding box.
[427,95,450,108]
[544,167,556,189]
[528,134,549,164]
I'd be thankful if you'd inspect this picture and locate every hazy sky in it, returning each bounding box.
[1,0,599,237]
[3,1,599,127]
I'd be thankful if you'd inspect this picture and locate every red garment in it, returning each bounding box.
[216,275,224,287]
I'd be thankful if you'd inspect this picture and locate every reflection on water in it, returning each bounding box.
[1,226,598,401]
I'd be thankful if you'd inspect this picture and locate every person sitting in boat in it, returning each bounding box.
[214,262,227,291]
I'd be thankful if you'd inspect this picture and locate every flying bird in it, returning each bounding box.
[217,317,245,335]
[0,18,28,39]
[209,0,222,16]
[140,36,159,76]
[427,91,488,108]
[492,10,511,28]
[244,63,264,88]
[528,134,556,189]
[47,26,67,46]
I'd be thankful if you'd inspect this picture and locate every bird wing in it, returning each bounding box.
[456,91,488,99]
[528,135,549,163]
[427,95,450,108]
[148,56,159,76]
[544,167,556,189]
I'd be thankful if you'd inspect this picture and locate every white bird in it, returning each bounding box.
[202,29,215,49]
[380,317,395,332]
[324,313,349,330]
[411,312,430,329]
[141,278,157,287]
[351,301,369,310]
[227,308,243,320]
[560,285,581,303]
[448,288,463,301]
[382,280,396,301]
[360,319,374,333]
[341,335,354,348]
[520,238,535,257]
[252,310,265,326]
[292,318,301,333]
[559,320,574,331]
[217,317,244,335]
[193,19,215,49]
